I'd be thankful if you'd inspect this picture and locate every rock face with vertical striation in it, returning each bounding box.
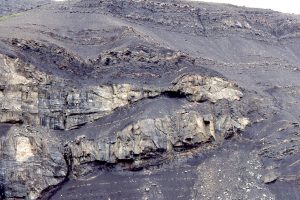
[0,53,243,131]
[66,109,249,176]
[0,47,250,198]
[0,0,300,199]
[171,74,243,102]
[0,126,67,200]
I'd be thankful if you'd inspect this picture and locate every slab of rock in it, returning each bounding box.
[0,126,67,199]
[263,171,279,184]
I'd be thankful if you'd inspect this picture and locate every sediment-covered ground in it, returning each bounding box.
[0,0,299,199]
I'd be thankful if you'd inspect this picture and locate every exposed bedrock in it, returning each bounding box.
[0,106,249,200]
[0,52,252,199]
[2,0,298,198]
[66,110,249,176]
[0,9,277,195]
[0,126,67,200]
[0,54,243,130]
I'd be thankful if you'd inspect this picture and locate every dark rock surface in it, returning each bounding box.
[0,0,299,199]
[0,0,49,17]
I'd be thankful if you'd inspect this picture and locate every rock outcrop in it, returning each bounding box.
[0,53,243,131]
[66,110,249,175]
[1,0,299,199]
[0,53,161,129]
[0,126,67,199]
[0,51,250,198]
[171,74,243,102]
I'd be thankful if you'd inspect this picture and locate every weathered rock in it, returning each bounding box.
[263,171,279,184]
[0,126,67,200]
[0,53,161,130]
[0,54,41,124]
[1,53,244,131]
[171,74,243,103]
[66,110,249,176]
[0,51,251,193]
[38,84,160,130]
[1,0,298,199]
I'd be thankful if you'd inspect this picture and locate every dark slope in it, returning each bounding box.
[0,0,50,17]
[0,0,299,200]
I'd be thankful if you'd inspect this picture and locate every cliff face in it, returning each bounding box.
[0,50,250,199]
[0,0,299,200]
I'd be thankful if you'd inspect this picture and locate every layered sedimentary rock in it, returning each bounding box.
[171,74,243,102]
[0,53,160,129]
[0,51,250,198]
[1,0,299,199]
[66,110,249,175]
[0,53,243,131]
[0,126,67,200]
[38,84,161,130]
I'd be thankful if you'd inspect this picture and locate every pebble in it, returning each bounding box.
[263,171,279,184]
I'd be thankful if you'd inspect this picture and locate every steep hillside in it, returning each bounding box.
[0,0,299,199]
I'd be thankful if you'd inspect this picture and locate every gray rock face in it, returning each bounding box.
[66,110,248,176]
[0,54,243,131]
[0,53,161,130]
[38,83,160,130]
[0,0,299,199]
[0,0,49,17]
[171,74,243,102]
[76,0,300,39]
[0,50,250,198]
[0,126,67,199]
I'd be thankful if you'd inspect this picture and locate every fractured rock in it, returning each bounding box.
[263,171,279,184]
[65,109,249,176]
[171,74,243,103]
[0,126,67,200]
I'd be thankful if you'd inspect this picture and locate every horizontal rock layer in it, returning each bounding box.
[0,54,242,130]
[0,126,67,200]
[2,0,298,199]
[66,110,248,175]
[0,52,249,199]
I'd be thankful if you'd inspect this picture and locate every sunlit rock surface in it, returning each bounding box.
[0,0,299,199]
